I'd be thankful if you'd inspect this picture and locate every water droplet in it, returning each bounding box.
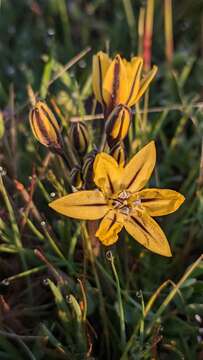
[43,278,49,286]
[136,290,142,298]
[50,192,56,198]
[79,60,86,69]
[66,295,72,303]
[197,335,202,343]
[106,250,113,261]
[195,314,202,323]
[41,221,46,227]
[1,279,10,286]
[47,28,55,36]
[6,66,15,76]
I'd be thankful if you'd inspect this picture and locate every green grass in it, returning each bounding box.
[0,0,203,359]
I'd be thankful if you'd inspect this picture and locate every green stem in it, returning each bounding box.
[107,251,126,349]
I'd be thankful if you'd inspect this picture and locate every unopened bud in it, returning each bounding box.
[110,142,126,167]
[70,165,83,190]
[105,105,132,146]
[69,121,89,156]
[29,100,62,152]
[82,148,98,189]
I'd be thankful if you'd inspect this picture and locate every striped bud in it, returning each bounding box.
[82,149,98,189]
[110,142,126,167]
[70,165,83,190]
[105,105,132,146]
[69,121,89,156]
[29,100,62,152]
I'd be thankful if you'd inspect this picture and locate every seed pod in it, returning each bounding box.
[70,165,83,190]
[29,100,62,153]
[105,105,132,146]
[69,121,89,156]
[82,149,98,189]
[110,142,126,167]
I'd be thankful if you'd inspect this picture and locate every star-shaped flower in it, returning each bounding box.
[49,142,185,257]
[92,52,157,143]
[92,51,157,114]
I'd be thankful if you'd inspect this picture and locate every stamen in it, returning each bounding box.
[120,206,130,215]
[133,199,142,206]
[118,190,130,200]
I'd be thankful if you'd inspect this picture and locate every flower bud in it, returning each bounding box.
[70,165,83,190]
[82,149,98,189]
[29,100,62,152]
[109,142,126,167]
[69,121,89,156]
[105,105,132,146]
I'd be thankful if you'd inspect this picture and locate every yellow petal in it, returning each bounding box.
[93,152,123,195]
[49,190,108,220]
[126,57,144,106]
[121,141,156,193]
[134,65,158,103]
[96,210,123,246]
[137,188,185,216]
[105,105,131,142]
[92,51,111,105]
[103,55,129,108]
[124,213,172,257]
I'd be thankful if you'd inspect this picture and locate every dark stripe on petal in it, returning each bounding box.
[126,61,142,105]
[106,213,116,232]
[34,110,51,145]
[126,167,141,190]
[112,57,120,106]
[107,173,114,194]
[73,203,107,207]
[117,108,127,140]
[98,56,105,106]
[40,105,61,143]
[80,125,88,152]
[141,198,160,203]
[131,215,152,237]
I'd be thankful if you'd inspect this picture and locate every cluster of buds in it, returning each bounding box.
[29,51,157,192]
[92,52,157,147]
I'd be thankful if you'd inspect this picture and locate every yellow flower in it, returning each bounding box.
[92,51,157,113]
[49,141,185,257]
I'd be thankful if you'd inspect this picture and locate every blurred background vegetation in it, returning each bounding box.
[0,0,203,359]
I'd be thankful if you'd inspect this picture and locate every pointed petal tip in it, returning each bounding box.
[160,246,172,257]
[48,200,57,210]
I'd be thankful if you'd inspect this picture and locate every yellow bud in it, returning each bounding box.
[29,100,62,152]
[105,105,132,146]
[69,121,89,156]
[70,165,83,190]
[82,149,98,189]
[109,142,126,167]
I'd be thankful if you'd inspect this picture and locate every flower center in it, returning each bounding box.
[110,191,143,215]
[111,191,131,215]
